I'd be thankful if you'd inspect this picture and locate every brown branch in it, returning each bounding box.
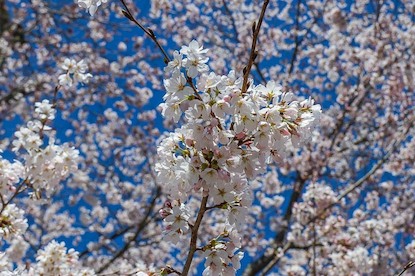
[259,242,291,276]
[181,195,209,276]
[241,0,269,94]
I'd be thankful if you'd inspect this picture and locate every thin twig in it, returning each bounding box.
[241,0,270,94]
[0,179,27,214]
[119,0,170,63]
[118,0,206,101]
[396,261,415,276]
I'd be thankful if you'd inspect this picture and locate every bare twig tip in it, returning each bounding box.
[121,10,133,21]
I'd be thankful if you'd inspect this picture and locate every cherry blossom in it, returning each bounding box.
[31,240,95,275]
[0,0,414,275]
[156,41,320,273]
[0,204,28,241]
[76,0,108,16]
[58,58,93,87]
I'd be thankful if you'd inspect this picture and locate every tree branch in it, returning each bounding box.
[241,0,269,94]
[181,195,209,276]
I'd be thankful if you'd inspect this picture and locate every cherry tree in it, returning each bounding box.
[0,0,415,275]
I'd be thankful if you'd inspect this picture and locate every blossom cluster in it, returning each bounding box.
[32,241,95,276]
[0,100,79,245]
[3,0,415,274]
[0,158,23,197]
[156,40,321,274]
[11,100,79,197]
[0,204,28,242]
[202,242,244,276]
[76,0,108,16]
[58,58,93,87]
[0,241,95,275]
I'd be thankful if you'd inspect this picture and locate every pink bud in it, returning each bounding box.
[280,128,290,136]
[235,132,246,140]
[164,200,172,209]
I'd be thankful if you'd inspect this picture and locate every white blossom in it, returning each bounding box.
[58,58,92,87]
[0,204,28,241]
[76,0,108,16]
